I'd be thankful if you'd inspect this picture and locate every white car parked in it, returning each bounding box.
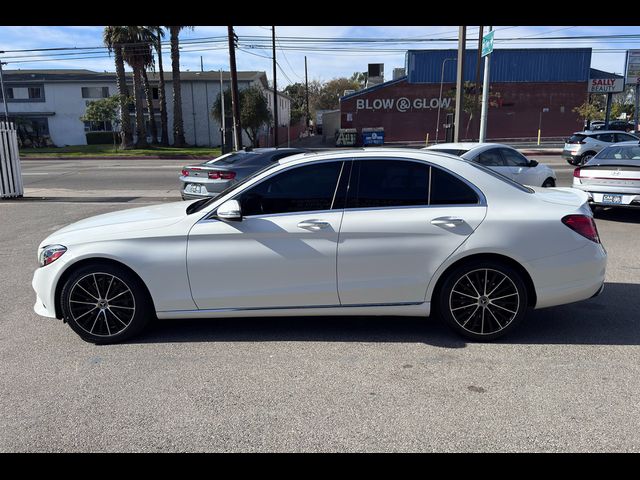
[33,148,605,344]
[424,142,557,187]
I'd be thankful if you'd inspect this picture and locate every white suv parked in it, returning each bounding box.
[562,130,639,166]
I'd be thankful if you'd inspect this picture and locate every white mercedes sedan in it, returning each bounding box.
[424,142,557,187]
[33,148,606,344]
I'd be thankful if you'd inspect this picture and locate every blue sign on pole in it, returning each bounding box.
[481,31,494,57]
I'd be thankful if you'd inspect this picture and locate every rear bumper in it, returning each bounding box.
[562,150,581,162]
[528,242,607,309]
[572,185,640,207]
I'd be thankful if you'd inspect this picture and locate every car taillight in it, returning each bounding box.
[181,169,189,176]
[573,168,581,178]
[208,171,236,180]
[562,214,601,244]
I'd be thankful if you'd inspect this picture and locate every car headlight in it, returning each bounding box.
[38,245,67,267]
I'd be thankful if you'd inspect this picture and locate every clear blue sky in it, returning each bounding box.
[0,26,638,84]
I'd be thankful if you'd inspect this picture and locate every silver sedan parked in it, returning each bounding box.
[180,147,307,200]
[572,141,640,213]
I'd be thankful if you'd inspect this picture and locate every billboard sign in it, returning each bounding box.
[625,50,640,85]
[589,78,624,93]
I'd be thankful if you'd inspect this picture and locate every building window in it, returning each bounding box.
[82,86,110,98]
[28,87,43,99]
[13,117,50,136]
[152,87,159,100]
[0,88,14,101]
[84,120,113,132]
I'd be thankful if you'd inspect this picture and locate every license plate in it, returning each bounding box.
[602,194,622,204]
[186,184,204,194]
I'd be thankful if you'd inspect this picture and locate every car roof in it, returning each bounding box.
[574,130,632,135]
[425,142,507,151]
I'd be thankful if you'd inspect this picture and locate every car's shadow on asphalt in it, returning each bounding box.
[133,282,640,347]
[595,208,640,224]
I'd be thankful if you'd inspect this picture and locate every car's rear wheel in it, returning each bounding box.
[60,262,152,344]
[438,261,528,341]
[579,152,596,165]
[542,177,556,187]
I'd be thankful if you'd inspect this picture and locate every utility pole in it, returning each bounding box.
[200,56,204,72]
[272,26,279,147]
[474,26,484,140]
[454,26,466,142]
[220,69,226,153]
[479,26,493,142]
[227,26,242,150]
[305,56,310,132]
[0,58,9,122]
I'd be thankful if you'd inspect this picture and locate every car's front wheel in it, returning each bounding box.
[60,262,153,344]
[438,260,528,341]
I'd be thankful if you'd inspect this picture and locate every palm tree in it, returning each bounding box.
[119,26,157,148]
[103,26,133,149]
[141,67,158,144]
[153,27,169,145]
[167,26,193,147]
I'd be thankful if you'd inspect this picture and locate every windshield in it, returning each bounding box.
[594,145,640,160]
[462,159,534,193]
[186,161,280,214]
[428,148,469,157]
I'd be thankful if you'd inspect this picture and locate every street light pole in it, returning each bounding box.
[0,58,9,122]
[436,57,455,144]
[453,26,466,142]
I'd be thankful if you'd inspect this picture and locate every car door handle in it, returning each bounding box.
[430,216,465,227]
[297,220,330,231]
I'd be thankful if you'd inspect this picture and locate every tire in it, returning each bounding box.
[590,204,601,217]
[579,152,596,165]
[60,262,153,344]
[437,260,529,341]
[542,178,556,188]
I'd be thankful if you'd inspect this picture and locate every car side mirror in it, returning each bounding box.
[216,199,242,221]
[529,160,538,167]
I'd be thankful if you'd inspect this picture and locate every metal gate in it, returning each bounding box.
[0,122,23,198]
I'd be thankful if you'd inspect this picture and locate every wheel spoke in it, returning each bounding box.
[107,308,129,327]
[490,292,518,302]
[75,306,98,321]
[70,300,97,306]
[487,276,506,297]
[481,307,485,334]
[452,290,478,300]
[102,310,111,336]
[89,310,100,333]
[93,274,101,299]
[465,274,481,297]
[77,283,99,301]
[483,270,488,295]
[104,276,114,300]
[461,305,480,327]
[107,290,130,302]
[490,303,517,315]
[486,306,504,329]
[451,303,477,312]
[109,305,134,310]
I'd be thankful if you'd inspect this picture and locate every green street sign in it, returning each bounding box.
[482,31,494,57]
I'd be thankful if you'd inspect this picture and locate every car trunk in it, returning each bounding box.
[577,164,640,188]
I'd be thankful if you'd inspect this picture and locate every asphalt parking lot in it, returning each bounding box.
[1,155,639,452]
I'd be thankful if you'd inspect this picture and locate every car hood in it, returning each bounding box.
[41,200,195,247]
[530,187,589,207]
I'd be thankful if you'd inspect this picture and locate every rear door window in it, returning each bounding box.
[347,159,429,208]
[595,133,614,143]
[475,148,505,167]
[430,167,480,205]
[567,134,587,143]
[499,148,529,167]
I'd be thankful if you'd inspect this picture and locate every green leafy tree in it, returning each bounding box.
[573,98,605,126]
[349,71,367,89]
[81,95,130,151]
[316,77,361,110]
[212,86,272,147]
[446,82,501,140]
